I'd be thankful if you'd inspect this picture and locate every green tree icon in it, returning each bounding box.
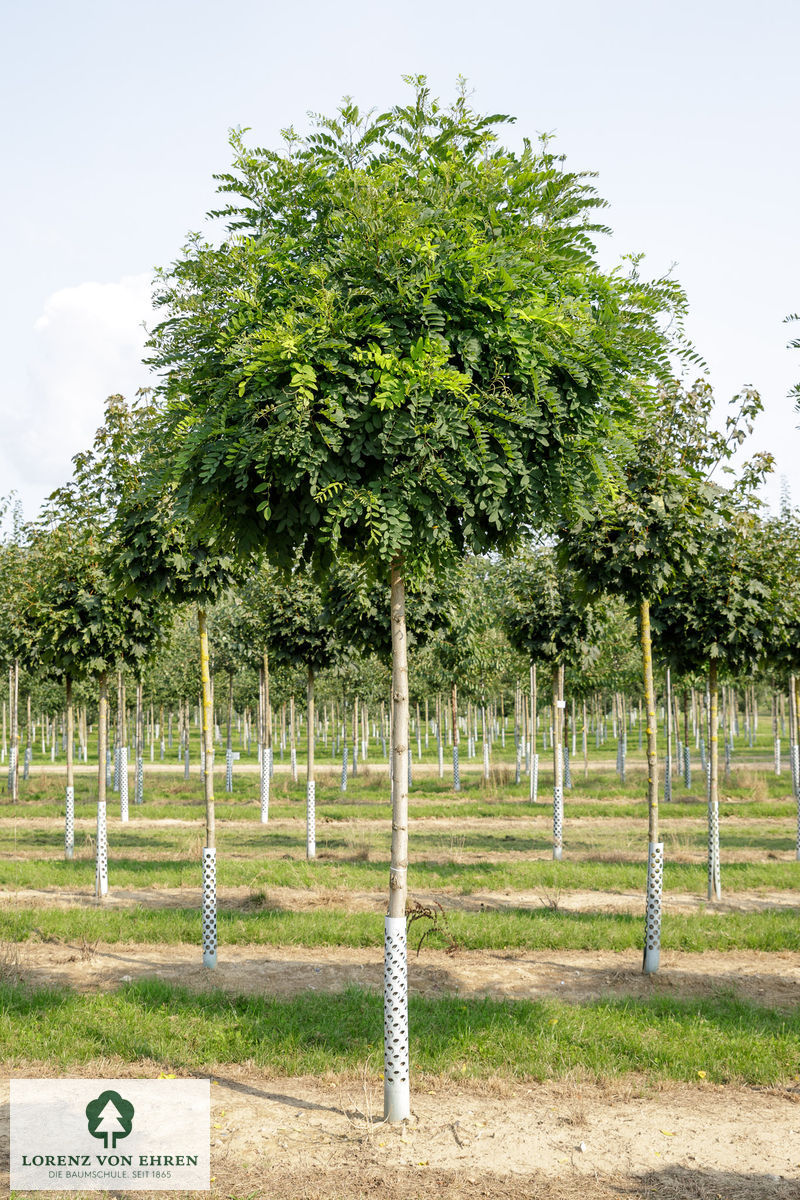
[86,1090,134,1149]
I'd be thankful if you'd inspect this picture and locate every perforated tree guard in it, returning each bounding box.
[683,745,691,788]
[642,841,663,974]
[707,800,721,900]
[290,746,297,781]
[452,744,460,791]
[514,748,521,785]
[65,786,75,860]
[260,748,270,825]
[23,747,31,781]
[119,748,129,821]
[306,780,316,859]
[225,747,233,793]
[95,801,108,898]
[135,755,143,805]
[7,745,16,790]
[483,741,490,780]
[553,784,563,861]
[531,753,539,803]
[563,745,572,789]
[184,747,190,780]
[437,736,444,778]
[202,848,217,968]
[775,738,782,776]
[340,744,348,791]
[105,749,112,789]
[407,746,413,788]
[383,915,410,1123]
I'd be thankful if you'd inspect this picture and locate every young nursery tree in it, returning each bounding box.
[500,545,598,855]
[146,79,692,1120]
[562,380,770,971]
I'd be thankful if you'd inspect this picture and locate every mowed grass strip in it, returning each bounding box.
[0,980,797,1084]
[2,904,799,951]
[0,849,796,894]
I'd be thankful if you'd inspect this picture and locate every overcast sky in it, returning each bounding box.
[2,0,798,520]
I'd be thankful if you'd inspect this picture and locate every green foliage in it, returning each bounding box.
[561,380,771,605]
[500,544,598,671]
[148,79,692,578]
[653,510,787,677]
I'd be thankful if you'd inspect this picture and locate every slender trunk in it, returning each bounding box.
[306,665,316,859]
[641,599,659,844]
[552,663,563,860]
[65,676,75,860]
[640,599,663,975]
[708,659,721,900]
[198,609,215,849]
[95,673,109,898]
[385,557,410,1123]
[198,607,217,968]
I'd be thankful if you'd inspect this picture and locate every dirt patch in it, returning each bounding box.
[8,941,800,1009]
[2,882,798,916]
[0,1069,798,1199]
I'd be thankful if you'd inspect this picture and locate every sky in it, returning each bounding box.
[2,0,798,520]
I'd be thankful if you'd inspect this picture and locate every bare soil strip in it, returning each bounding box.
[2,882,798,915]
[1,1071,798,1199]
[6,941,800,1009]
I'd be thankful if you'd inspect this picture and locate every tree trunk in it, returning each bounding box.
[552,663,563,860]
[65,676,75,860]
[640,598,662,974]
[529,663,538,802]
[134,679,144,807]
[306,666,316,859]
[260,650,271,822]
[451,682,460,791]
[225,672,235,793]
[707,659,721,900]
[95,673,109,898]
[198,607,217,968]
[385,558,410,1123]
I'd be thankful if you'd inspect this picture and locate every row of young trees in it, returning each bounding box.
[3,81,798,1120]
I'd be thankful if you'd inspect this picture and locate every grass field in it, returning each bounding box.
[2,723,799,1199]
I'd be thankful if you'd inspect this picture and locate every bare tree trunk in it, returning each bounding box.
[306,666,316,859]
[708,659,721,900]
[198,607,217,967]
[450,682,460,791]
[65,676,75,860]
[640,598,662,974]
[385,558,410,1123]
[95,673,109,898]
[552,663,563,860]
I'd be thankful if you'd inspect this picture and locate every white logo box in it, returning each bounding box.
[11,1079,210,1191]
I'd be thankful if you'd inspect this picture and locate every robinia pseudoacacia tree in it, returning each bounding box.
[146,79,691,1121]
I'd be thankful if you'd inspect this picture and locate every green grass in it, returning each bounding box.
[0,979,797,1084]
[0,840,796,893]
[3,902,799,952]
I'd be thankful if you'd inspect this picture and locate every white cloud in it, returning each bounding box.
[3,274,156,520]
